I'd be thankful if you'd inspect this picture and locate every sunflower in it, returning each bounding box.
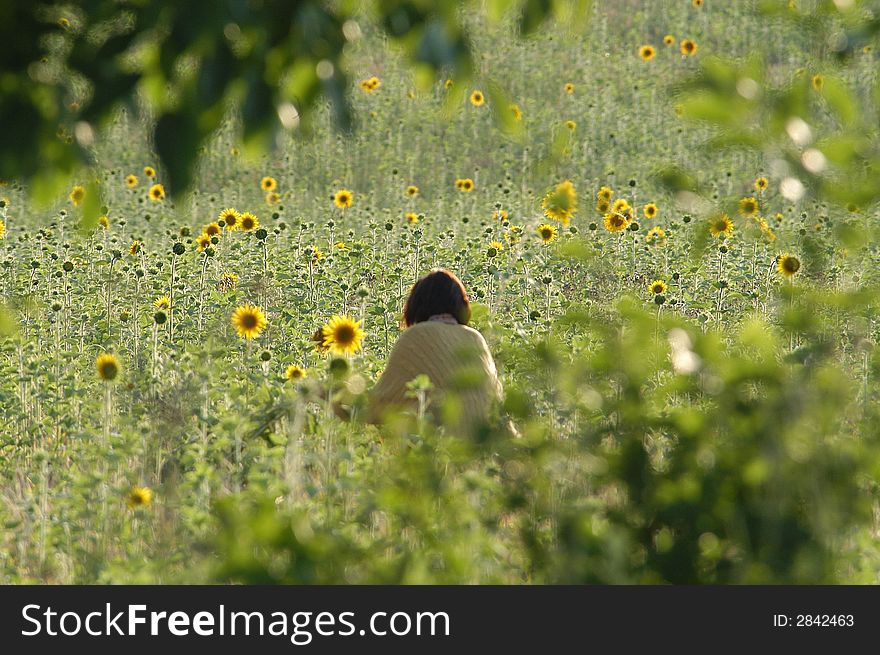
[154,296,170,310]
[542,180,578,226]
[456,178,474,192]
[98,215,109,229]
[261,176,277,191]
[239,212,259,231]
[125,174,138,188]
[218,272,238,290]
[664,34,675,45]
[639,45,656,61]
[149,183,166,201]
[603,212,629,233]
[219,208,240,230]
[645,226,667,244]
[811,74,824,91]
[265,191,281,206]
[597,186,614,201]
[321,315,365,355]
[537,223,558,244]
[738,196,759,217]
[96,353,120,381]
[0,219,5,240]
[754,177,768,192]
[285,365,307,381]
[564,83,574,94]
[777,254,801,277]
[406,185,419,197]
[505,225,523,245]
[126,486,153,509]
[680,39,698,56]
[612,198,630,213]
[489,240,505,252]
[692,0,703,7]
[643,203,658,219]
[306,245,324,263]
[596,199,610,213]
[334,241,347,250]
[648,279,668,295]
[709,213,734,238]
[359,77,380,93]
[510,104,523,121]
[232,304,268,340]
[203,222,222,238]
[405,212,419,224]
[493,209,509,221]
[144,166,156,178]
[565,120,576,130]
[69,185,85,206]
[127,241,139,256]
[444,79,454,90]
[756,216,777,242]
[196,233,212,252]
[333,189,354,208]
[470,90,485,107]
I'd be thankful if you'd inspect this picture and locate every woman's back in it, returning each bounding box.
[368,319,502,431]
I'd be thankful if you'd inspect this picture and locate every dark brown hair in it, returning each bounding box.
[403,268,471,327]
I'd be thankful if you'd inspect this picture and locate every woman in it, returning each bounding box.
[367,268,504,433]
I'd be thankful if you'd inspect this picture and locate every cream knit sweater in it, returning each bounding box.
[367,320,503,430]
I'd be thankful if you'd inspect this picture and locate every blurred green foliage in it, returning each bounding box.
[0,0,588,209]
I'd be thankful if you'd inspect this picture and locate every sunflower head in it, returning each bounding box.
[456,178,474,192]
[470,90,485,107]
[321,315,365,356]
[129,240,140,255]
[218,272,238,290]
[232,304,268,340]
[405,212,419,224]
[239,212,259,231]
[754,177,769,192]
[680,39,698,56]
[126,486,153,509]
[597,186,614,202]
[537,223,558,244]
[564,83,574,94]
[643,203,658,218]
[639,45,656,61]
[154,295,170,310]
[645,226,667,244]
[406,185,419,197]
[265,191,281,206]
[738,196,759,217]
[219,208,240,230]
[261,176,277,191]
[204,222,221,237]
[664,34,675,45]
[777,254,801,277]
[144,166,156,178]
[564,120,576,130]
[98,215,110,229]
[709,213,734,238]
[69,185,86,206]
[333,189,354,208]
[285,365,307,381]
[692,0,704,7]
[612,198,629,213]
[811,74,824,91]
[96,353,120,382]
[149,183,166,201]
[196,233,212,252]
[649,279,668,295]
[603,212,629,233]
[542,180,578,226]
[125,175,138,188]
[510,104,523,121]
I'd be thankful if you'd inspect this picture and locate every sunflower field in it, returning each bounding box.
[2,0,880,584]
